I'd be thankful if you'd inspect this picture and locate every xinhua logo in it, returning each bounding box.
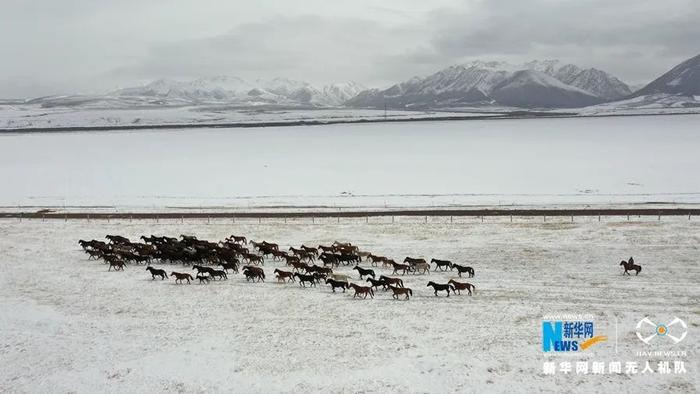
[636,317,687,344]
[542,320,607,352]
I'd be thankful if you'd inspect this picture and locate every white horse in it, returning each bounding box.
[328,273,351,282]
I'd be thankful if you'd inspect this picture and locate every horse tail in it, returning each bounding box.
[408,289,413,296]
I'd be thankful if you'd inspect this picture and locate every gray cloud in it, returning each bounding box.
[425,0,700,83]
[0,0,698,97]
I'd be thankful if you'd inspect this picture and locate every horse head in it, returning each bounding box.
[619,260,627,266]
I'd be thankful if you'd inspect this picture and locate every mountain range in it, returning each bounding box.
[347,60,633,109]
[14,53,700,112]
[113,77,365,107]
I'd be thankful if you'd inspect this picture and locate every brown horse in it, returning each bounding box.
[274,269,295,283]
[388,285,413,300]
[283,255,301,265]
[218,261,239,273]
[349,283,374,299]
[391,262,411,275]
[404,257,426,266]
[619,260,642,276]
[289,247,306,256]
[290,261,309,273]
[367,254,387,267]
[301,245,319,256]
[243,254,264,266]
[448,280,475,296]
[318,245,335,253]
[411,262,431,275]
[171,272,193,284]
[242,266,265,282]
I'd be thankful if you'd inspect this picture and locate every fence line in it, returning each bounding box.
[3,208,696,225]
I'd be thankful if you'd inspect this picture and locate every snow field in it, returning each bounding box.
[0,218,698,393]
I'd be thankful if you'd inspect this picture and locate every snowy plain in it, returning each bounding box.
[1,114,699,209]
[0,217,698,393]
[0,104,486,130]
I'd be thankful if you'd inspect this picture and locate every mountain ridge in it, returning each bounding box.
[346,59,631,109]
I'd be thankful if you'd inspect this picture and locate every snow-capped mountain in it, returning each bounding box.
[632,53,700,97]
[524,61,632,100]
[490,70,601,108]
[347,60,630,109]
[580,53,700,113]
[113,77,365,107]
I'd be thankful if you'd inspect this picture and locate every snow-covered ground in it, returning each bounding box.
[0,217,697,393]
[0,104,489,130]
[1,115,699,209]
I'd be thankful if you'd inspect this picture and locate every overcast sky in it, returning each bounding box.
[1,0,698,98]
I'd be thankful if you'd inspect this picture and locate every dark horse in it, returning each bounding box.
[210,269,228,280]
[325,278,349,292]
[450,263,474,278]
[108,260,126,271]
[619,260,642,276]
[427,281,454,297]
[379,275,404,288]
[192,265,215,276]
[293,272,317,287]
[431,258,452,271]
[366,277,388,291]
[196,274,211,284]
[146,266,167,280]
[353,266,375,279]
[242,266,265,282]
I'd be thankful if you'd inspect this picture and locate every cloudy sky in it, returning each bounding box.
[1,0,698,98]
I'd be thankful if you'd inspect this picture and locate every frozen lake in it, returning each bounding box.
[1,115,699,208]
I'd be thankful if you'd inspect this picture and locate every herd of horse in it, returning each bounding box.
[79,234,642,300]
[78,234,479,300]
